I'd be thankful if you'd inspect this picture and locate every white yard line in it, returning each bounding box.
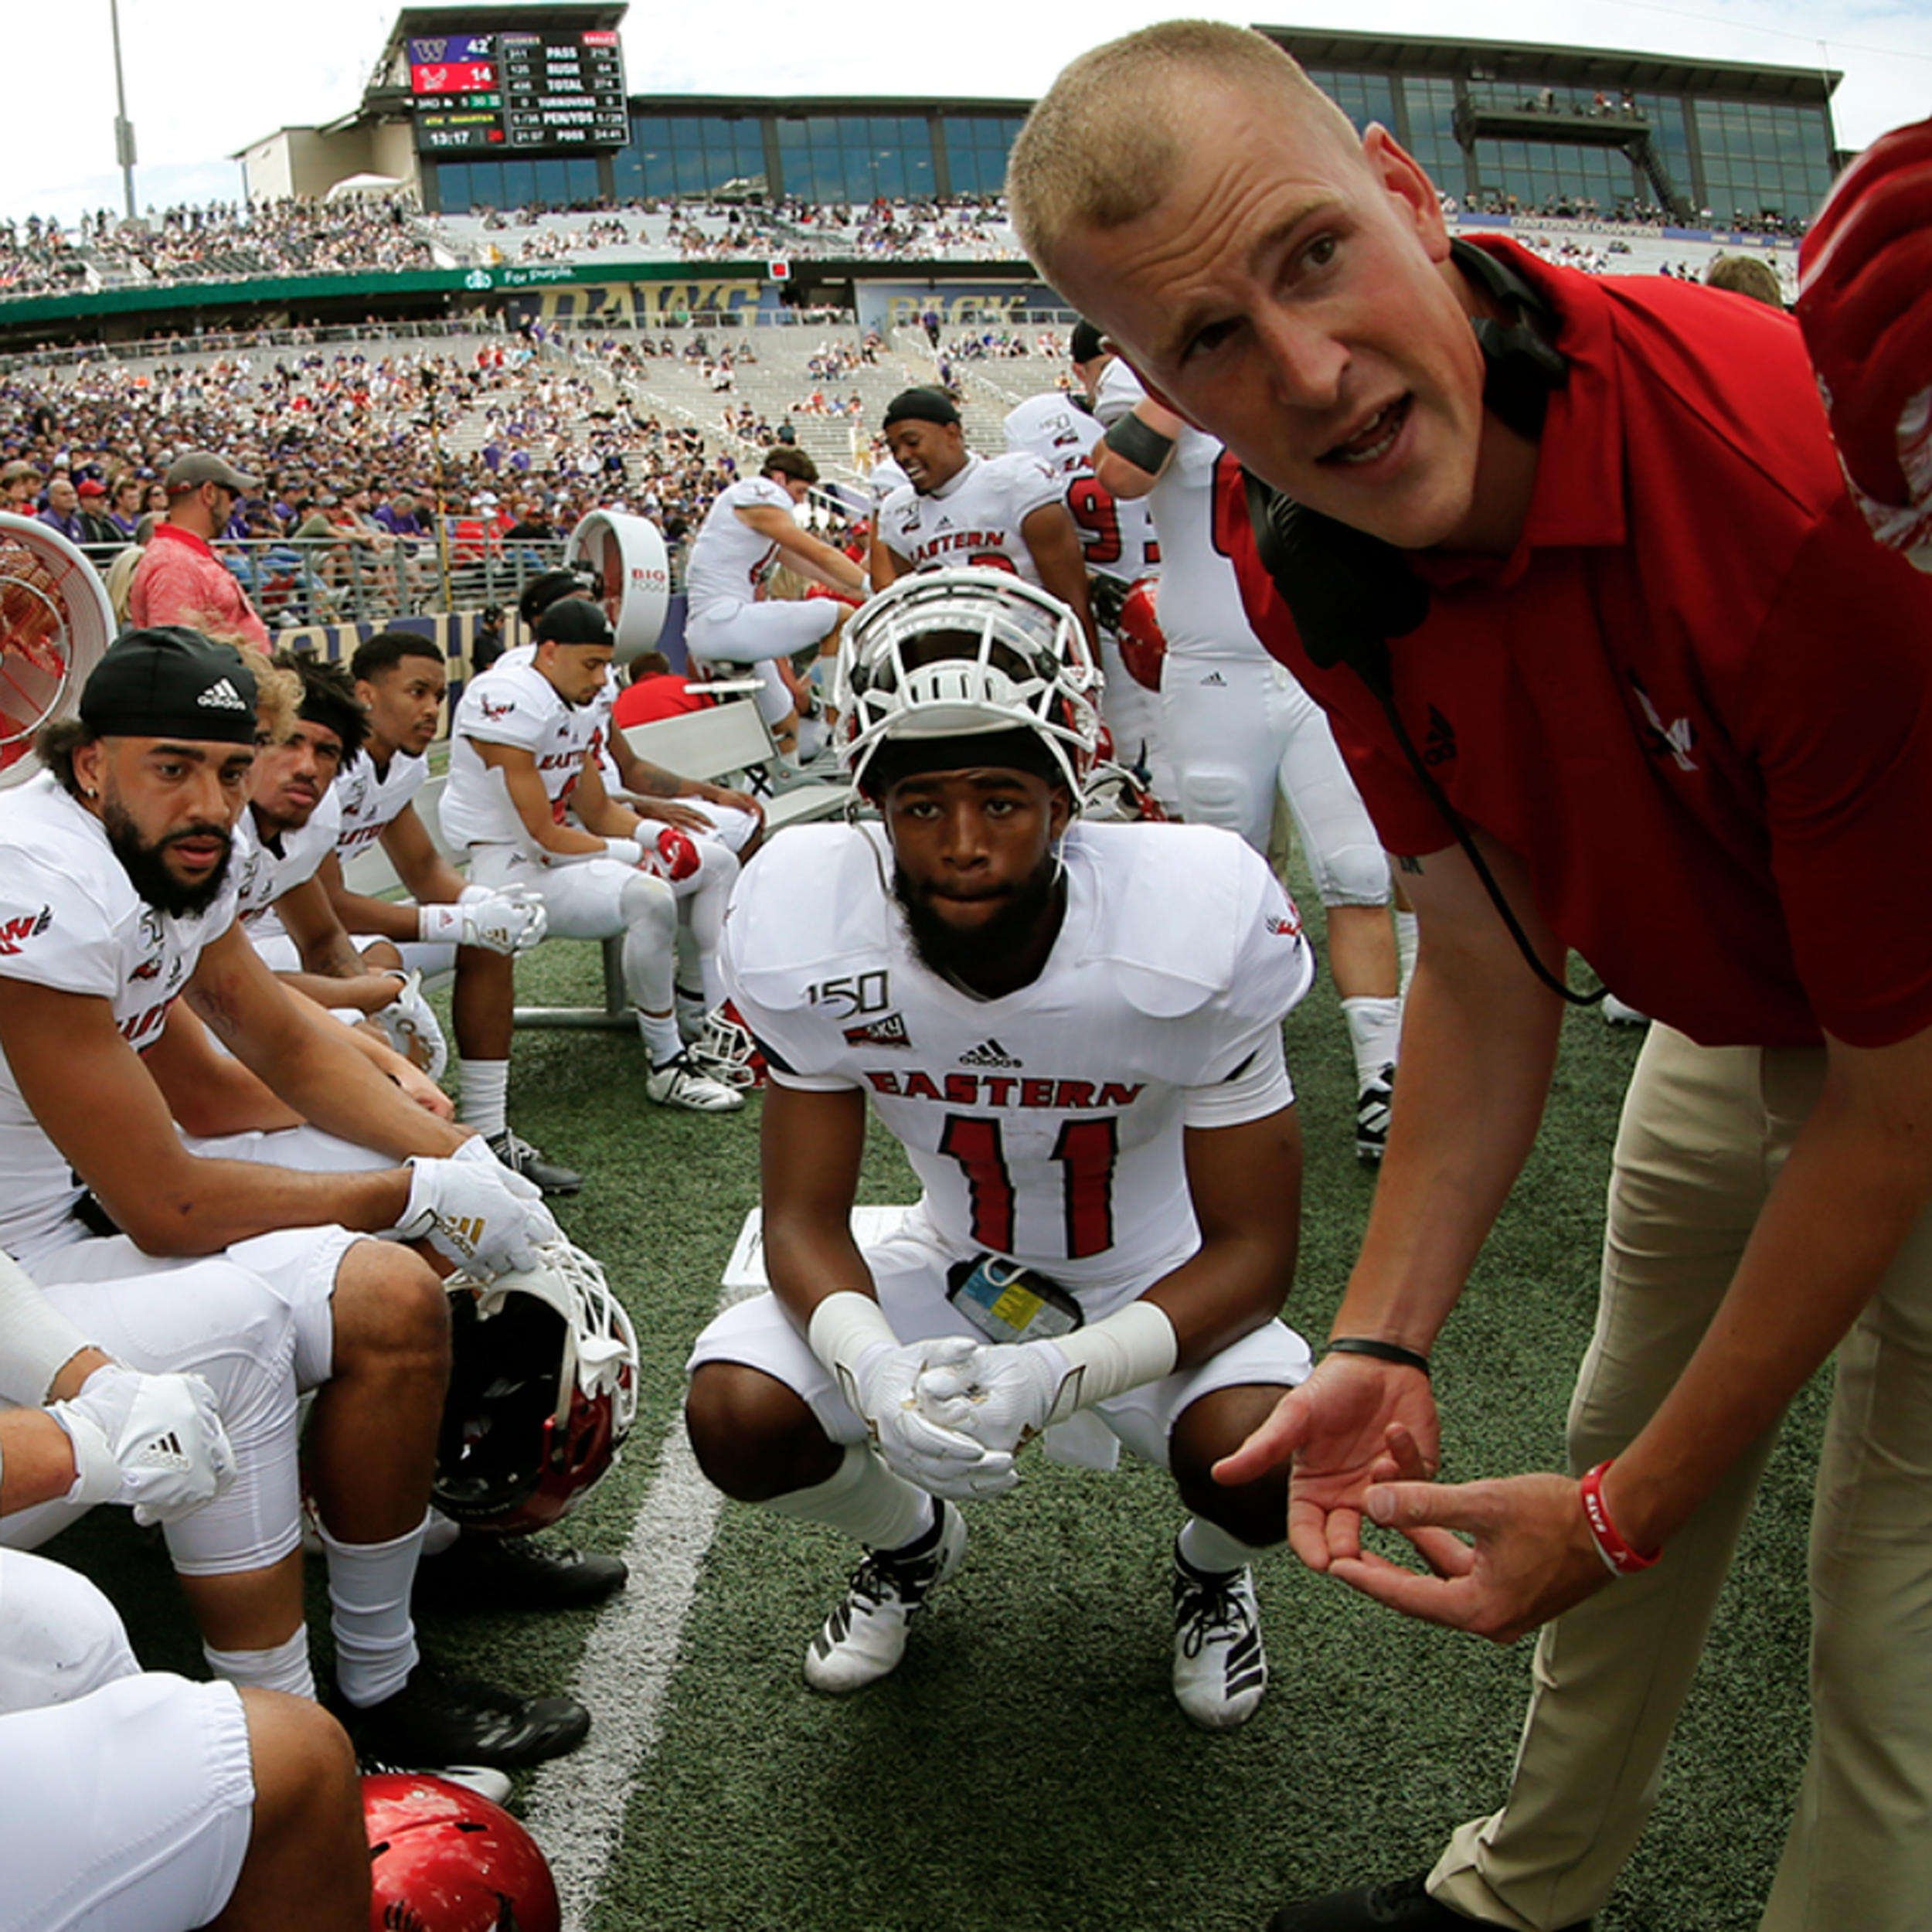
[521,1208,910,1930]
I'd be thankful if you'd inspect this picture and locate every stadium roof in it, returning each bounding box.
[1254,26,1841,102]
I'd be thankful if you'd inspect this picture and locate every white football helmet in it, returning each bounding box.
[835,567,1104,797]
[435,1238,639,1536]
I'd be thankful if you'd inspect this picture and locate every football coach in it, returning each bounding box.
[1009,21,1932,1932]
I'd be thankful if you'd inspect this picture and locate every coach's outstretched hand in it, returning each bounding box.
[1213,1349,1439,1572]
[1333,1466,1616,1644]
[1798,115,1932,568]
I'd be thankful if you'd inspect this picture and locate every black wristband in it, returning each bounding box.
[1325,1336,1431,1376]
[1101,412,1175,474]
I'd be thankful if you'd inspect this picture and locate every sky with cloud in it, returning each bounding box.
[11,0,1932,226]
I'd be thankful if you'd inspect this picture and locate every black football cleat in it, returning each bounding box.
[415,1532,629,1614]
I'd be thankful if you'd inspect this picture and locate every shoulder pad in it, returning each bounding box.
[726,825,888,1006]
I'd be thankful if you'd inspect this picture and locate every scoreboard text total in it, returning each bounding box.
[409,29,628,155]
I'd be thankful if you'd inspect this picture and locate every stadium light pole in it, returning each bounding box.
[108,0,138,220]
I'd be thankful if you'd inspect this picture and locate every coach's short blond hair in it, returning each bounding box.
[1008,21,1363,280]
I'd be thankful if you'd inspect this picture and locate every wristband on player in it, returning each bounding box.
[1579,1459,1661,1577]
[1103,413,1177,474]
[418,901,465,944]
[807,1290,902,1418]
[1043,1300,1178,1423]
[0,1250,94,1407]
[1324,1335,1431,1376]
[603,836,645,867]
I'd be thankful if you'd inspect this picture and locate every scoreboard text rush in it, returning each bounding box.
[410,29,629,155]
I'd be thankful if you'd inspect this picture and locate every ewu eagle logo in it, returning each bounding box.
[0,905,53,955]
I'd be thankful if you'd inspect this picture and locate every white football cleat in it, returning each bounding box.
[645,1051,744,1113]
[805,1502,967,1693]
[1171,1544,1268,1731]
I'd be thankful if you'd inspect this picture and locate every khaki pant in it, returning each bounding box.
[1430,1026,1932,1930]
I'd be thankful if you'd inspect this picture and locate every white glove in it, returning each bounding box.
[914,1339,1072,1458]
[849,1335,1020,1501]
[393,1139,560,1278]
[49,1366,237,1526]
[602,837,645,868]
[375,969,448,1082]
[420,888,549,955]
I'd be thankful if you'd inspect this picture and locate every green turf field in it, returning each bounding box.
[45,851,1821,1932]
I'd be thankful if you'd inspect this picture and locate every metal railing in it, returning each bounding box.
[209,532,572,631]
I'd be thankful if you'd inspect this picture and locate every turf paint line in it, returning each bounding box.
[521,1206,913,1930]
[521,1402,731,1930]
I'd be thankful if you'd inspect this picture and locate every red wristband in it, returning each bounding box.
[1580,1460,1660,1576]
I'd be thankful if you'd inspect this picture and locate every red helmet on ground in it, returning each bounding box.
[434,1239,639,1538]
[1116,577,1166,692]
[364,1773,560,1932]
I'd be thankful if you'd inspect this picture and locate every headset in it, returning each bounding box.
[1243,240,1603,1009]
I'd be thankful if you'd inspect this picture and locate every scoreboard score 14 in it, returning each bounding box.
[410,29,629,155]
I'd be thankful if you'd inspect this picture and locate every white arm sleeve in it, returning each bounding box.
[0,1250,93,1407]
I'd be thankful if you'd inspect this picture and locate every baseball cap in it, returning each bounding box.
[532,597,613,648]
[80,628,259,745]
[1070,318,1107,364]
[77,478,107,499]
[165,451,261,496]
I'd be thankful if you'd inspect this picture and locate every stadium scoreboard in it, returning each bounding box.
[410,29,629,155]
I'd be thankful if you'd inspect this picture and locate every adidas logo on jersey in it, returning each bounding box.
[844,1013,912,1049]
[1199,671,1227,688]
[1424,707,1457,766]
[0,905,53,955]
[958,1038,1021,1070]
[196,677,250,712]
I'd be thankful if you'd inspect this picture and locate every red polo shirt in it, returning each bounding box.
[127,520,270,651]
[1223,240,1932,1050]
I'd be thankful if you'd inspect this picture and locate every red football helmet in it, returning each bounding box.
[1115,578,1166,692]
[364,1773,560,1932]
[434,1239,639,1538]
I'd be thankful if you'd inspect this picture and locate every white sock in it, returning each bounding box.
[319,1514,427,1709]
[457,1059,509,1138]
[1178,1514,1274,1574]
[1395,910,1420,998]
[1340,995,1403,1091]
[765,1444,934,1553]
[422,1509,461,1558]
[638,1009,685,1065]
[203,1628,315,1699]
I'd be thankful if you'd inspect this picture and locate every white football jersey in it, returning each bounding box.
[333,748,430,866]
[1090,355,1148,430]
[0,774,243,1256]
[238,789,342,944]
[723,819,1311,1308]
[441,659,604,857]
[683,475,798,614]
[1005,394,1162,590]
[876,452,1062,583]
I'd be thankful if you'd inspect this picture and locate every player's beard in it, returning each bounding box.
[100,798,233,917]
[892,851,1063,984]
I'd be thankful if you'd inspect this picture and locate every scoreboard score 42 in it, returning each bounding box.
[410,29,629,155]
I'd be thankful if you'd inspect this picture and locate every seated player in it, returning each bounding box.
[301,631,577,1194]
[0,626,590,1771]
[685,568,1316,1730]
[0,1246,366,1931]
[438,595,742,1111]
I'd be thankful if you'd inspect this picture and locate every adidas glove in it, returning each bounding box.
[375,969,449,1082]
[49,1366,237,1526]
[808,1298,1019,1500]
[916,1303,1179,1453]
[393,1138,560,1279]
[419,887,549,955]
[1797,115,1932,567]
[913,1339,1069,1456]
